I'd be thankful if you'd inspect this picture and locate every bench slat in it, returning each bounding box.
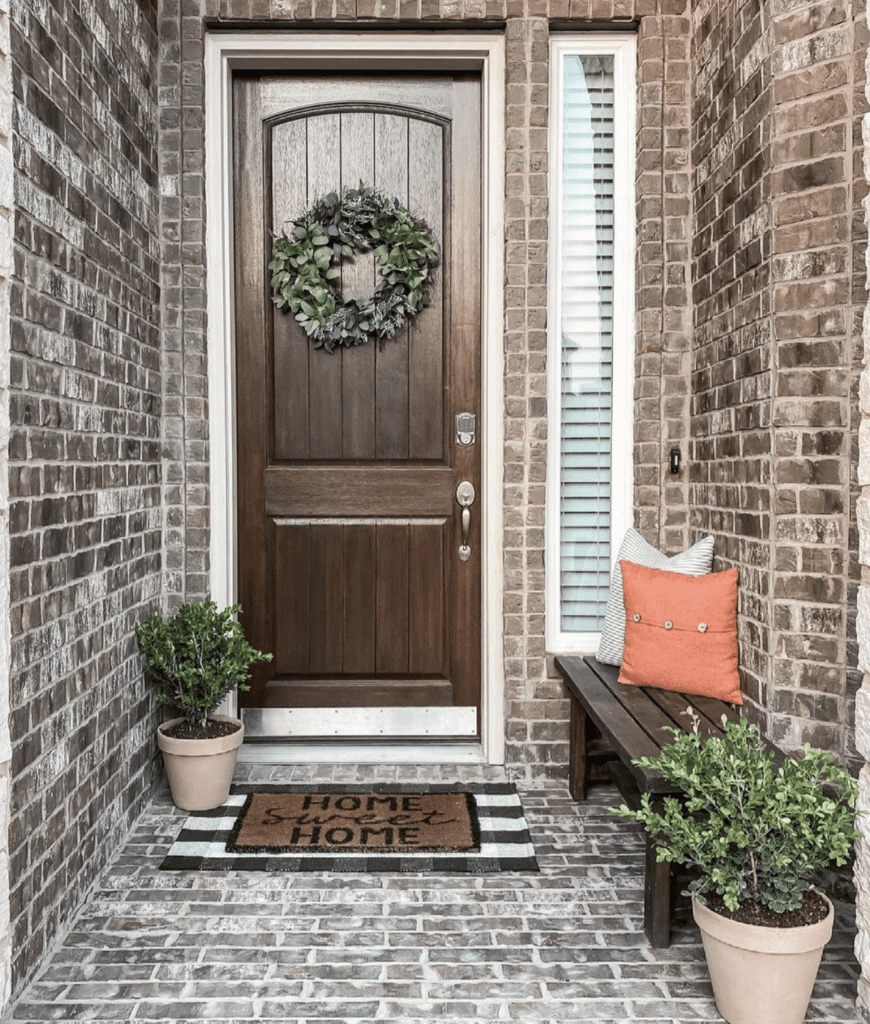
[640,686,728,742]
[687,691,740,729]
[555,656,673,793]
[588,661,688,754]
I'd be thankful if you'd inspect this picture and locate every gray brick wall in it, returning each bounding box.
[159,0,209,609]
[7,0,162,995]
[690,0,867,768]
[690,0,774,722]
[769,0,864,764]
[849,0,868,775]
[168,0,692,776]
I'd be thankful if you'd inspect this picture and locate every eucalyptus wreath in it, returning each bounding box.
[269,184,440,353]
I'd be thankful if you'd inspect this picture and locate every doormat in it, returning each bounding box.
[229,790,480,853]
[160,782,539,873]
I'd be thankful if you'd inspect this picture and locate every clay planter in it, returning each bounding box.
[157,715,244,811]
[693,894,834,1024]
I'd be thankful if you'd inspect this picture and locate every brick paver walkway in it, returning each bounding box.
[4,763,863,1023]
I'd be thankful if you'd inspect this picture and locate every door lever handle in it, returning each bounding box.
[456,481,475,562]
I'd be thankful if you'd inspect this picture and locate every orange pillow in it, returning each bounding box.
[619,560,741,704]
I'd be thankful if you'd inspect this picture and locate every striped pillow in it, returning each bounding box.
[595,529,715,666]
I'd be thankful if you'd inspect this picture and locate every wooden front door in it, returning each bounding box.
[233,73,482,740]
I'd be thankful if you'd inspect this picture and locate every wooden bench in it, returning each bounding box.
[554,654,741,948]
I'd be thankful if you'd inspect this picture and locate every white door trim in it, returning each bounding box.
[204,31,506,765]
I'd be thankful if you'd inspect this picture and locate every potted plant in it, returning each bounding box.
[613,711,859,1024]
[136,601,272,811]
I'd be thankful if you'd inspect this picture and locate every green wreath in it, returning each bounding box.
[269,184,440,353]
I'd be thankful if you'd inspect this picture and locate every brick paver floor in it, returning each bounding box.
[3,763,863,1023]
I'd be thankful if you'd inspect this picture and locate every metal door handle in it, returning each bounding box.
[459,507,471,561]
[456,481,475,561]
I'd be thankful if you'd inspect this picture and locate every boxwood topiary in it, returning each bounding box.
[136,601,272,733]
[612,712,860,915]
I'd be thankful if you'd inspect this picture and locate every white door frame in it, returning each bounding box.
[204,31,506,764]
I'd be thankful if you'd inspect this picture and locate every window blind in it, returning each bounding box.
[559,54,616,633]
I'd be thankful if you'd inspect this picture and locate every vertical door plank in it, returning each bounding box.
[342,522,377,674]
[307,113,343,460]
[449,79,483,709]
[273,520,310,674]
[234,78,272,704]
[272,118,310,460]
[408,119,445,462]
[340,112,377,460]
[374,113,410,460]
[409,521,446,676]
[376,522,409,673]
[309,523,344,674]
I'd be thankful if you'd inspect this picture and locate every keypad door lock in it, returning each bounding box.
[456,412,476,446]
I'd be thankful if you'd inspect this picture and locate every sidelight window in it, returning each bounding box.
[546,35,636,652]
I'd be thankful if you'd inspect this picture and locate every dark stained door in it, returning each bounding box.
[233,74,482,737]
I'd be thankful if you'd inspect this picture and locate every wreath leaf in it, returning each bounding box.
[271,184,440,353]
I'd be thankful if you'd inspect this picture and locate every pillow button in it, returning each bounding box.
[698,622,708,633]
[632,613,641,623]
[664,620,673,630]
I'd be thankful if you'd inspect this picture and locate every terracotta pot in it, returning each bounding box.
[157,715,244,811]
[693,894,834,1024]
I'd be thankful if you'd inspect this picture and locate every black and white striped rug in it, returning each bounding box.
[160,782,539,873]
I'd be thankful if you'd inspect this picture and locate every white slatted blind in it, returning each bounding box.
[547,35,634,652]
[559,54,616,633]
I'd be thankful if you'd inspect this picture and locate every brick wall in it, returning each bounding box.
[849,0,869,774]
[690,0,774,723]
[159,0,209,609]
[0,0,13,1008]
[169,0,692,775]
[7,0,161,994]
[847,10,870,1017]
[160,0,866,770]
[690,0,867,767]
[635,11,693,555]
[769,0,865,764]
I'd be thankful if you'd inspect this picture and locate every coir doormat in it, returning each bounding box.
[160,782,539,873]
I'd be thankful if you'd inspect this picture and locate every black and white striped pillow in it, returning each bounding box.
[596,529,715,666]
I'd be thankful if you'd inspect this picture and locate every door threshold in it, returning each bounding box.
[237,740,486,765]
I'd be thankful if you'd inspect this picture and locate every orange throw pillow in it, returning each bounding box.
[618,560,742,705]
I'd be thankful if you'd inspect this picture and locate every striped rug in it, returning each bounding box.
[160,782,539,873]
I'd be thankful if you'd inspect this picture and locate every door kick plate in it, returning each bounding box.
[242,706,478,739]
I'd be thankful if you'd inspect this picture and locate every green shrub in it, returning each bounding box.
[136,601,272,728]
[612,712,860,914]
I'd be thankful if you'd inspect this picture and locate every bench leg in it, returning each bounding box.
[644,797,672,947]
[568,697,587,800]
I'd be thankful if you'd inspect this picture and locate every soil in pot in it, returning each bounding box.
[162,719,242,741]
[703,889,830,928]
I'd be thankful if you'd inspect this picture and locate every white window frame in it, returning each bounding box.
[546,33,636,654]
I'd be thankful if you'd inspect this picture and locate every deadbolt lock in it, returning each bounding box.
[456,412,476,446]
